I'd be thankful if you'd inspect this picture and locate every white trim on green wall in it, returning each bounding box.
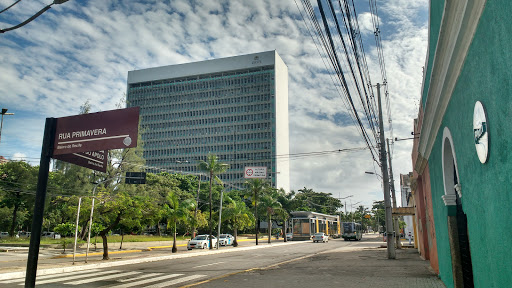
[415,0,486,174]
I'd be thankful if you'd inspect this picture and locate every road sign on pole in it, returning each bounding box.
[244,166,267,178]
[125,172,147,184]
[53,107,139,156]
[26,107,140,287]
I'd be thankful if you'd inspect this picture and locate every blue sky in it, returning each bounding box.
[0,0,428,209]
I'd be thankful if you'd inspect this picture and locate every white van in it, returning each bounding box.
[42,232,61,239]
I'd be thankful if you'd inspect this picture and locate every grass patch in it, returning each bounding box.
[0,234,197,245]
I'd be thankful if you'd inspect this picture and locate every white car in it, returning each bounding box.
[0,232,10,239]
[312,232,329,243]
[218,234,234,246]
[286,233,293,241]
[42,232,61,239]
[187,235,217,250]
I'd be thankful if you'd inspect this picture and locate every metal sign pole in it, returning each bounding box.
[25,118,56,288]
[72,197,82,265]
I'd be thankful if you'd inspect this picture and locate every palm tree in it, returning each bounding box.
[259,189,282,243]
[244,178,270,245]
[164,191,195,253]
[223,196,255,247]
[197,154,229,250]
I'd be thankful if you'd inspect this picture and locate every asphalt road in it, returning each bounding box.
[0,237,368,287]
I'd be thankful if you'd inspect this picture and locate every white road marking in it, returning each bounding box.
[19,270,121,286]
[64,271,141,285]
[192,261,224,268]
[145,274,206,288]
[107,273,183,288]
[1,269,104,284]
[115,272,162,283]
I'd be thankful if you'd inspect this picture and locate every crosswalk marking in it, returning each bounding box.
[145,274,206,288]
[107,273,183,288]
[192,261,224,268]
[116,272,162,283]
[0,269,103,284]
[64,271,141,285]
[22,269,122,286]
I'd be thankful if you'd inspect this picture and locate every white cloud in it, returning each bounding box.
[0,0,429,210]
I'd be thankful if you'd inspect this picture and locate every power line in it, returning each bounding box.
[0,0,22,14]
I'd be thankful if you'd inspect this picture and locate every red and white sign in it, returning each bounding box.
[244,166,267,179]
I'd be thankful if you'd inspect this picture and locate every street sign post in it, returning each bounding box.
[25,107,139,288]
[244,166,267,179]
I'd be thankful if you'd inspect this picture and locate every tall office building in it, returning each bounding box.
[126,51,289,191]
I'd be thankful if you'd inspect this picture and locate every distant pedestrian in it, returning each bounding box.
[408,232,412,245]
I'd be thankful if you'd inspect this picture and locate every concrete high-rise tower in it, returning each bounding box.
[126,51,289,191]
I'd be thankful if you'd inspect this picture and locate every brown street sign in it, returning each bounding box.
[53,150,108,173]
[53,107,139,156]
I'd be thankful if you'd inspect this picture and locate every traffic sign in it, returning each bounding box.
[53,107,139,156]
[244,166,267,178]
[364,214,371,219]
[53,150,107,173]
[125,172,146,184]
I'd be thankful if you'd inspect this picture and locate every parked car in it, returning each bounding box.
[187,235,217,250]
[218,234,234,246]
[17,231,31,238]
[0,232,10,239]
[286,233,293,241]
[312,232,329,243]
[42,232,61,239]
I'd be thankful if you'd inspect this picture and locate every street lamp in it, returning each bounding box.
[365,171,382,178]
[0,108,14,145]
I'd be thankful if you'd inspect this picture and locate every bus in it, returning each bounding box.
[342,222,362,241]
[289,211,341,240]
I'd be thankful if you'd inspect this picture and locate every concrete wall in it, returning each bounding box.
[274,51,290,192]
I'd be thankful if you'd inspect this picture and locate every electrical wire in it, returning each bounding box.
[0,0,22,14]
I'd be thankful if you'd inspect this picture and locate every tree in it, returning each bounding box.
[223,195,254,247]
[164,191,195,253]
[197,154,229,250]
[372,201,385,233]
[244,178,270,245]
[0,161,37,236]
[258,188,282,243]
[290,187,342,215]
[275,188,292,242]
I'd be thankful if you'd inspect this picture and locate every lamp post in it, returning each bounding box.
[0,108,14,145]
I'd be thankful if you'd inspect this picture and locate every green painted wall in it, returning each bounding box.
[427,0,512,287]
[421,0,445,107]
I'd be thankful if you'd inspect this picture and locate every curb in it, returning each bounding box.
[0,240,304,281]
[50,237,261,259]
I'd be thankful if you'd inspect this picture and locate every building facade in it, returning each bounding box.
[412,1,512,287]
[400,172,415,245]
[126,51,289,191]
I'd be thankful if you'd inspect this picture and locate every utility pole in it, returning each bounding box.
[387,138,402,249]
[377,83,396,259]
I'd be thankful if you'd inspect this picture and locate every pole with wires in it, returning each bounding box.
[377,83,395,259]
[387,138,402,249]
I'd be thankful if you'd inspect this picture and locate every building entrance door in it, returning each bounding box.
[454,168,474,287]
